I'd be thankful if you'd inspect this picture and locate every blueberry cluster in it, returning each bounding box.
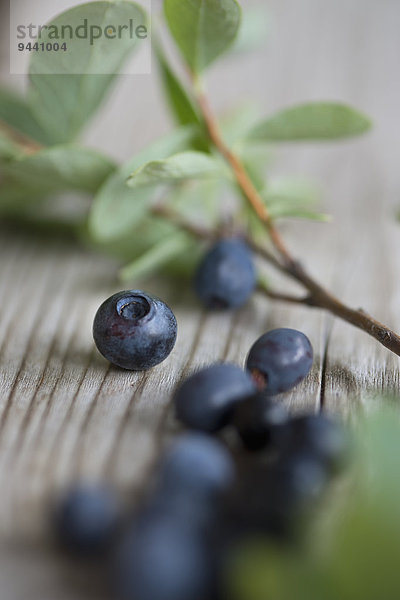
[56,321,350,599]
[70,243,350,598]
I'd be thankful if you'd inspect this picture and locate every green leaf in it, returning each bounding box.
[232,6,271,54]
[89,126,197,242]
[247,102,372,142]
[127,151,225,188]
[1,145,116,196]
[28,1,147,144]
[119,231,192,281]
[0,179,43,212]
[154,43,201,127]
[263,177,330,221]
[220,103,261,146]
[0,133,22,160]
[164,0,241,73]
[170,177,224,226]
[0,88,53,146]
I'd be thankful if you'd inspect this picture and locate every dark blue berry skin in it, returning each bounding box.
[114,514,213,600]
[157,433,235,500]
[281,414,351,474]
[225,452,329,540]
[54,484,120,555]
[174,363,256,433]
[233,393,289,451]
[93,290,177,370]
[194,239,256,310]
[246,328,313,395]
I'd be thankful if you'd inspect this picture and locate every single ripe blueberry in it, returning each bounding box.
[157,433,235,500]
[174,363,256,433]
[148,435,235,533]
[194,238,256,310]
[246,328,313,395]
[281,414,351,474]
[54,484,120,555]
[93,290,177,370]
[233,393,289,451]
[114,514,212,600]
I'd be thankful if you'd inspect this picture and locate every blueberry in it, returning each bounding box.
[174,363,256,433]
[281,414,351,474]
[93,290,177,370]
[114,514,213,600]
[54,484,120,555]
[157,433,235,500]
[233,393,289,451]
[194,238,256,310]
[246,328,313,394]
[225,453,328,540]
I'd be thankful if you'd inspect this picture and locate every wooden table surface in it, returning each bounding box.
[1,0,400,597]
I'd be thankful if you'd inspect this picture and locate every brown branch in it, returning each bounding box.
[195,88,293,264]
[151,204,218,241]
[257,284,315,306]
[193,81,400,357]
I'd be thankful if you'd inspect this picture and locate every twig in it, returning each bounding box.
[151,204,218,241]
[192,79,400,357]
[257,284,316,306]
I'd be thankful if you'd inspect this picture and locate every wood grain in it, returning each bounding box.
[1,0,400,596]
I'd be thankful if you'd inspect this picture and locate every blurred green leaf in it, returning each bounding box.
[0,179,43,212]
[89,126,197,243]
[29,1,147,143]
[232,6,271,54]
[0,88,53,146]
[170,177,225,226]
[127,151,226,188]
[262,177,330,221]
[247,103,372,142]
[120,230,192,281]
[164,0,241,73]
[0,133,22,160]
[221,103,261,146]
[1,145,115,197]
[154,43,201,127]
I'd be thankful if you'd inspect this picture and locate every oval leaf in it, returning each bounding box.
[154,43,201,127]
[89,126,196,242]
[0,88,53,146]
[29,1,147,143]
[119,231,192,282]
[127,151,224,188]
[247,102,372,142]
[1,145,115,195]
[164,0,241,73]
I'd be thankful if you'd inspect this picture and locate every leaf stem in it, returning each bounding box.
[193,81,400,356]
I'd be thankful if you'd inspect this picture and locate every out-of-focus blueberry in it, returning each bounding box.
[157,433,235,498]
[246,328,313,395]
[282,413,351,474]
[232,393,289,451]
[174,363,256,433]
[114,514,213,600]
[194,238,256,310]
[93,290,177,370]
[54,484,120,555]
